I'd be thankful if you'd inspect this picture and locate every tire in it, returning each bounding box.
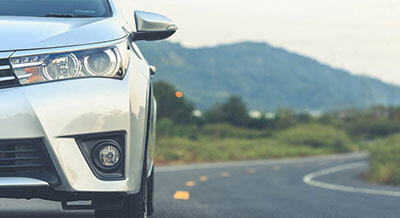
[95,162,148,218]
[147,168,154,216]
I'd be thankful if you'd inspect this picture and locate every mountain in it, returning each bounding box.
[137,41,400,111]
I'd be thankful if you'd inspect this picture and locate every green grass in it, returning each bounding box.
[155,123,354,164]
[365,134,400,185]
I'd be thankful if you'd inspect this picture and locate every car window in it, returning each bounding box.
[0,0,112,17]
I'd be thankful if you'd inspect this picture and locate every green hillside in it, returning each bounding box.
[137,41,400,111]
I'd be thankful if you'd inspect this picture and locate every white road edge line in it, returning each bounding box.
[303,161,400,197]
[156,152,367,173]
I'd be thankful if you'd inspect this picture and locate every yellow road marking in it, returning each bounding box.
[199,176,208,182]
[272,165,281,171]
[185,181,196,187]
[247,168,256,174]
[173,191,190,200]
[221,172,230,177]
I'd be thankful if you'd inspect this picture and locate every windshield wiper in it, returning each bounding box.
[43,13,96,18]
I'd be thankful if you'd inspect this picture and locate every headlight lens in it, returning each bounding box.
[10,43,128,85]
[84,49,118,77]
[44,53,81,80]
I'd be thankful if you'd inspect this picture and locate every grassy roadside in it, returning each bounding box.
[364,134,400,185]
[155,123,357,165]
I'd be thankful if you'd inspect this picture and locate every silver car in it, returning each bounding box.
[0,0,177,217]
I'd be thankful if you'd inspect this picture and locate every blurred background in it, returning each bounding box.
[134,0,400,185]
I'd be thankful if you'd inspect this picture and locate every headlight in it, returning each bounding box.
[10,41,129,85]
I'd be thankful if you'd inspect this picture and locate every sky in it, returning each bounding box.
[136,0,400,85]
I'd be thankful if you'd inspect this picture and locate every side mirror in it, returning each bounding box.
[132,11,178,41]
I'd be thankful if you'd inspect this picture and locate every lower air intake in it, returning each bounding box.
[0,139,60,186]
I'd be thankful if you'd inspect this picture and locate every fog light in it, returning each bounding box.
[93,140,122,171]
[99,145,120,167]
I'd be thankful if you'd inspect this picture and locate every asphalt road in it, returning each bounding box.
[1,153,400,218]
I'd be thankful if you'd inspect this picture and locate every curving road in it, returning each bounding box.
[1,153,400,218]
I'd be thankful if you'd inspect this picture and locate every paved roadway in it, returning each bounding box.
[1,153,400,218]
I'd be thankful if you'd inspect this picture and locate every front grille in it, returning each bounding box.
[0,58,18,89]
[0,139,60,186]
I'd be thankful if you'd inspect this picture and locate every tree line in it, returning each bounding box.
[154,81,400,139]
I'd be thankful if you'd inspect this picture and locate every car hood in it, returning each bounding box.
[0,16,128,52]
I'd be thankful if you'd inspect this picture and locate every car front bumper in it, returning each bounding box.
[0,66,150,194]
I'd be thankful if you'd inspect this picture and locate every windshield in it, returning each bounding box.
[0,0,112,17]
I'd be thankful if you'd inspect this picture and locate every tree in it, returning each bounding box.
[205,96,250,127]
[154,81,195,125]
[274,109,297,130]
